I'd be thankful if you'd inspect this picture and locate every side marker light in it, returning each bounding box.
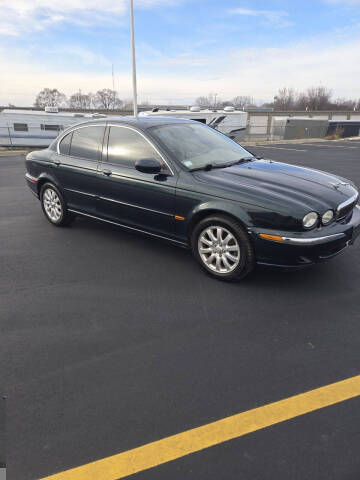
[259,233,284,242]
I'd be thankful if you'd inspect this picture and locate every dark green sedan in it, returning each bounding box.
[25,117,360,281]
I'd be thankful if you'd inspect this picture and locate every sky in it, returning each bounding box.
[0,0,360,106]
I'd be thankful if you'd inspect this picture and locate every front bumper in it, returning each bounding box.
[251,206,360,268]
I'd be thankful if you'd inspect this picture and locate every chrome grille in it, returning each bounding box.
[337,201,356,220]
[336,189,358,220]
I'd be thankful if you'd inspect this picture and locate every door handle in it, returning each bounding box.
[54,160,60,166]
[102,169,112,176]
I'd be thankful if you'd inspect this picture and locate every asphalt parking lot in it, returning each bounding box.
[1,141,360,479]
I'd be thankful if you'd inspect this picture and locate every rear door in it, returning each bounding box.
[52,124,106,215]
[96,124,177,238]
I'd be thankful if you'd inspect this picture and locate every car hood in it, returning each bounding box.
[193,159,357,214]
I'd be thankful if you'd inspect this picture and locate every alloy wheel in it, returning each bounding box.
[43,188,62,222]
[198,226,241,273]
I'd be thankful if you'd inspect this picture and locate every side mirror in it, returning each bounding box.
[135,158,162,174]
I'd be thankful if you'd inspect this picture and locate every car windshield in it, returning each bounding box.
[149,123,252,170]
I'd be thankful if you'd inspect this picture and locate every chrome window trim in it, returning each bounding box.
[106,170,176,189]
[56,123,106,161]
[68,209,186,246]
[59,163,98,172]
[106,123,175,176]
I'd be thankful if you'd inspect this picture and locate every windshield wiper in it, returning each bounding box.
[189,163,223,172]
[189,156,255,172]
[223,156,255,168]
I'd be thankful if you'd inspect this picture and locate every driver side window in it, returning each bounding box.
[107,126,165,170]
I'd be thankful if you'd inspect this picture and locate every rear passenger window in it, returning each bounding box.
[59,132,72,155]
[107,126,162,168]
[70,126,105,161]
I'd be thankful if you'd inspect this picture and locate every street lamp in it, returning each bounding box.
[129,0,138,117]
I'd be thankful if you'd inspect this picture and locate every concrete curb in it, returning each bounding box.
[0,149,31,156]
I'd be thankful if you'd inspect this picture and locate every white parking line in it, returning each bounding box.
[254,146,307,152]
[306,144,359,149]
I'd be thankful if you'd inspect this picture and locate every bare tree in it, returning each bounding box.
[232,96,254,108]
[331,97,356,110]
[195,95,210,108]
[69,91,93,110]
[34,88,67,108]
[296,92,309,110]
[93,89,123,110]
[273,87,296,110]
[219,100,233,107]
[305,86,332,110]
[195,93,219,108]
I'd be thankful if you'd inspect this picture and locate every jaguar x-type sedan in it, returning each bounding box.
[25,117,360,281]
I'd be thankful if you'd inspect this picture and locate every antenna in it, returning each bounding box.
[112,64,115,92]
[129,0,138,117]
[112,64,115,110]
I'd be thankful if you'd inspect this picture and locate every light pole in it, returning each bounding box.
[129,0,138,117]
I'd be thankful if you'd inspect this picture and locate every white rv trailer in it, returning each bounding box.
[139,106,248,142]
[0,107,106,147]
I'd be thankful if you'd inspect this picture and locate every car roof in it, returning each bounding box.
[71,115,196,130]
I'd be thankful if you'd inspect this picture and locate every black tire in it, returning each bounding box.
[40,182,75,227]
[191,215,255,281]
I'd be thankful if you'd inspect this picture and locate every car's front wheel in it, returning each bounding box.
[40,183,74,226]
[191,215,255,281]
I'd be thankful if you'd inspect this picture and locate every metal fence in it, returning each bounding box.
[243,123,330,141]
[1,111,360,147]
[244,111,360,141]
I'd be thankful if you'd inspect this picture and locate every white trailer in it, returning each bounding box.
[139,106,248,142]
[0,107,105,147]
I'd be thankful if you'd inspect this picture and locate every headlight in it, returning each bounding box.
[303,211,318,229]
[322,209,334,225]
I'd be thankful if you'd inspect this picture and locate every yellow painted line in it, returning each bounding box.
[40,375,360,480]
[255,146,307,152]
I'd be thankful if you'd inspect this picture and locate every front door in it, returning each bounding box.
[97,125,177,238]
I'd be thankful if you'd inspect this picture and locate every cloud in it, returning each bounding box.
[0,0,182,36]
[1,28,360,106]
[0,23,19,37]
[229,8,293,27]
[54,46,112,67]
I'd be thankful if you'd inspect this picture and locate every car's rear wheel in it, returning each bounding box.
[191,215,255,281]
[40,183,74,226]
